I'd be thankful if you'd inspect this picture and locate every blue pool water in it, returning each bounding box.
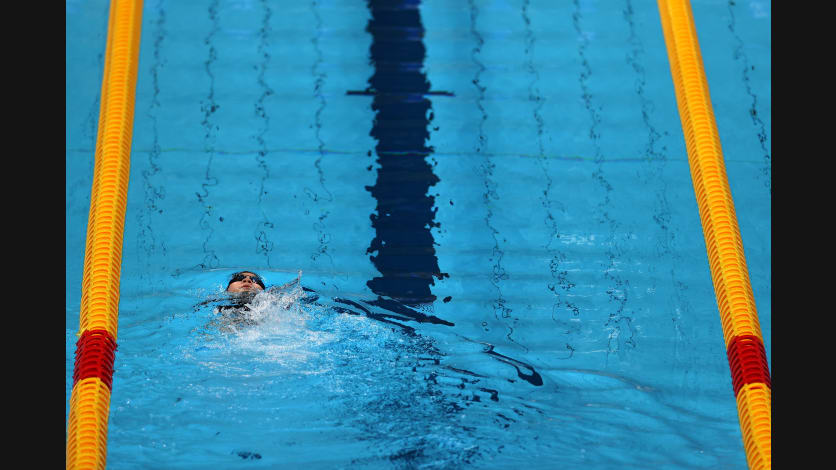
[66,0,770,468]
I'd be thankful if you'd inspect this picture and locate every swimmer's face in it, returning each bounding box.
[227,272,265,293]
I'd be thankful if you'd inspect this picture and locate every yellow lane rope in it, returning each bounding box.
[67,1,143,469]
[656,1,770,469]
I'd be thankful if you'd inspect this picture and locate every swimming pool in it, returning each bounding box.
[66,0,770,468]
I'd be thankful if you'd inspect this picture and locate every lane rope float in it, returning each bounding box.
[656,1,770,469]
[66,1,144,469]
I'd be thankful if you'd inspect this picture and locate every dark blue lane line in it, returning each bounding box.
[347,90,454,96]
[327,0,544,388]
[359,0,449,306]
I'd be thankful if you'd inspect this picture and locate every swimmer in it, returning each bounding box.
[226,271,266,293]
[193,270,313,334]
[210,270,305,331]
[207,271,268,330]
[225,271,266,307]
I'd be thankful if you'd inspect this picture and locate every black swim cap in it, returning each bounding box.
[228,271,266,290]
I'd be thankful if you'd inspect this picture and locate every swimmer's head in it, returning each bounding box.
[227,271,266,293]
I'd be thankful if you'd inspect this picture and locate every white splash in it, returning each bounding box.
[225,276,338,373]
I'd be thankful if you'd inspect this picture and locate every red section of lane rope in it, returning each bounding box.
[726,334,770,396]
[73,329,118,390]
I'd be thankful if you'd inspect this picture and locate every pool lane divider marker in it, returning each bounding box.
[656,1,770,469]
[66,1,143,469]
